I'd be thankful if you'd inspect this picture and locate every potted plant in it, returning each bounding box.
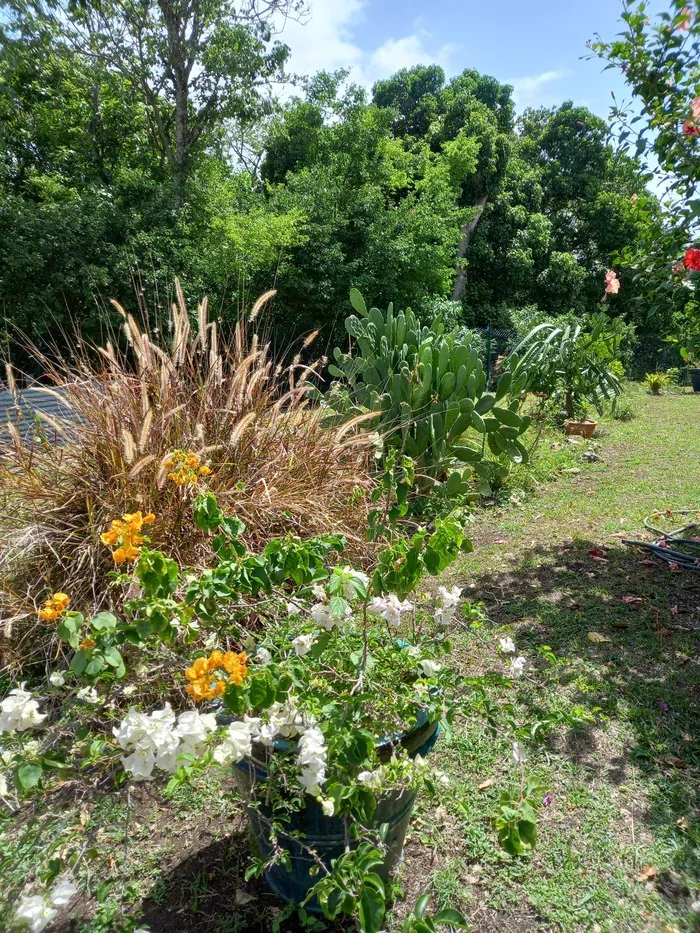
[109,488,477,931]
[510,314,624,434]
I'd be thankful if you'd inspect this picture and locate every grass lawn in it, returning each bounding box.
[2,386,698,932]
[406,386,700,932]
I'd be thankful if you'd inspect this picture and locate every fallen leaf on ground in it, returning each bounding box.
[635,865,658,882]
[588,632,612,644]
[663,756,687,769]
[622,596,643,604]
[477,779,494,791]
[609,531,628,538]
[235,889,257,906]
[641,559,660,567]
[682,733,692,742]
[589,548,604,557]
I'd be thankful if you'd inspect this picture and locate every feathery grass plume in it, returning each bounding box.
[0,281,375,663]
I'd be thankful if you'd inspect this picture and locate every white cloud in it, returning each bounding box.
[277,0,460,91]
[510,70,570,110]
[369,34,457,81]
[277,0,367,79]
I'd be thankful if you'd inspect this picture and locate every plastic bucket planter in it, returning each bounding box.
[228,713,440,909]
[690,368,700,393]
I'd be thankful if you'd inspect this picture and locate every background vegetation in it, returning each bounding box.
[0,1,695,373]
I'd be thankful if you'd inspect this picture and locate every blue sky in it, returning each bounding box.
[277,0,640,120]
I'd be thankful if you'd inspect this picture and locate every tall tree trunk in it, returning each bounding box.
[451,195,488,302]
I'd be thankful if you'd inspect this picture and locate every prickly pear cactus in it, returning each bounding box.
[327,289,531,481]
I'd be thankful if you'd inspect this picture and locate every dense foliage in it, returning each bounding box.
[590,0,699,353]
[0,2,686,369]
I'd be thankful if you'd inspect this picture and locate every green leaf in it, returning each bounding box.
[518,818,537,849]
[309,631,332,658]
[433,907,468,927]
[90,611,117,632]
[248,671,277,709]
[414,893,430,919]
[70,651,88,676]
[329,594,350,617]
[358,884,385,933]
[193,492,223,532]
[86,654,105,676]
[103,646,123,668]
[17,763,43,790]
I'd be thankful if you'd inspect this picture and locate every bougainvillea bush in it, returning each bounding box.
[1,468,544,932]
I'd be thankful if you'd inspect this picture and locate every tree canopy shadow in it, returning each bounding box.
[465,535,700,884]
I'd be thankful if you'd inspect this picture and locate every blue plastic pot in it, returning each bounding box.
[230,714,440,909]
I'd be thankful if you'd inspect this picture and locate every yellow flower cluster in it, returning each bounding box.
[165,450,212,486]
[38,592,70,621]
[185,650,248,701]
[100,511,155,564]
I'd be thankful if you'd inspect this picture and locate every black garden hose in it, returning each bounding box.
[623,509,700,571]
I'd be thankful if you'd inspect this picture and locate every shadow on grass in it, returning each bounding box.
[467,537,700,882]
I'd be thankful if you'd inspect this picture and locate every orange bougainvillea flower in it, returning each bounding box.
[79,637,96,651]
[38,592,71,621]
[101,511,155,563]
[165,449,213,486]
[184,649,248,701]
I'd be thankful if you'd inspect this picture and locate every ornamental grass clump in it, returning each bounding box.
[0,282,375,657]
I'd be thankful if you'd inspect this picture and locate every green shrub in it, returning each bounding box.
[644,372,670,395]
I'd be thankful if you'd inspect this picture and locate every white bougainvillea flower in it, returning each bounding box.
[48,671,65,687]
[292,633,315,657]
[512,741,527,764]
[510,656,527,678]
[310,583,326,600]
[437,585,462,608]
[13,895,57,933]
[435,585,463,628]
[310,602,336,629]
[48,879,78,907]
[419,659,441,678]
[0,684,47,733]
[0,771,8,796]
[76,686,100,705]
[286,601,301,616]
[114,704,178,780]
[116,705,219,778]
[320,797,335,817]
[310,601,351,630]
[499,637,516,655]
[297,725,327,796]
[370,594,414,628]
[256,646,272,666]
[338,566,370,600]
[357,767,385,791]
[213,721,253,766]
